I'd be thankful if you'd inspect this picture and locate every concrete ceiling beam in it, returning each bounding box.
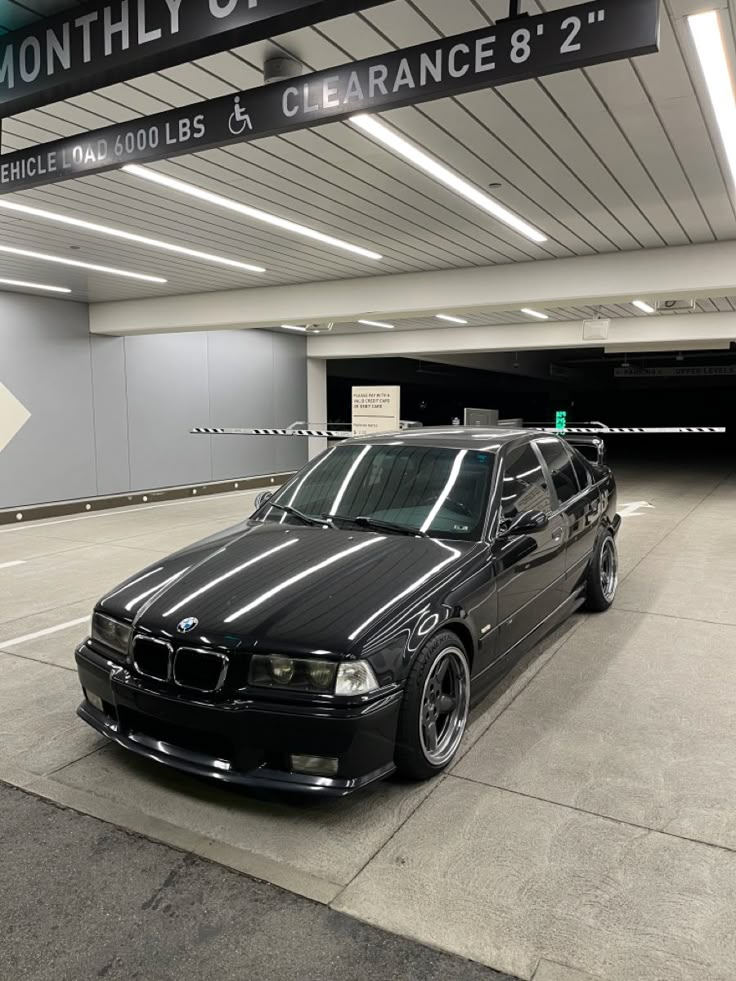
[306,313,736,359]
[89,241,736,336]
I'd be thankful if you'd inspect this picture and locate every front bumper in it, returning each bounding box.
[75,643,402,797]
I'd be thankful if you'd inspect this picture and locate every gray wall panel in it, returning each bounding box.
[90,335,130,495]
[124,332,212,492]
[0,296,308,508]
[207,330,275,480]
[0,292,96,508]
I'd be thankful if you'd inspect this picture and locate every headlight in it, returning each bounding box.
[91,613,131,658]
[248,655,379,695]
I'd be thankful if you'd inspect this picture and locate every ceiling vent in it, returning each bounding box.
[654,299,696,313]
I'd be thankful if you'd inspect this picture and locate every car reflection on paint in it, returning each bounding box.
[75,427,620,796]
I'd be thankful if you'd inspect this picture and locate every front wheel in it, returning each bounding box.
[395,632,470,780]
[584,530,618,612]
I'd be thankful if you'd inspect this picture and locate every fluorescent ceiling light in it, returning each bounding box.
[124,164,383,262]
[689,10,736,188]
[521,308,549,320]
[282,324,307,331]
[436,314,468,324]
[0,277,71,293]
[0,245,166,283]
[0,200,265,273]
[632,300,655,314]
[358,319,395,329]
[350,114,547,244]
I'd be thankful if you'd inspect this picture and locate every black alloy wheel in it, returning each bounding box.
[395,631,471,780]
[584,531,619,612]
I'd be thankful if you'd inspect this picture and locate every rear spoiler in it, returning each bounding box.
[562,435,607,467]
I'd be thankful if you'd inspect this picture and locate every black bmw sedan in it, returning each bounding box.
[75,427,620,796]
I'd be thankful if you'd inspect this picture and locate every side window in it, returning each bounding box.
[501,444,553,522]
[570,450,592,491]
[535,438,579,506]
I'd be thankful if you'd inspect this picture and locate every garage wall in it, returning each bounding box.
[0,291,308,508]
[0,292,97,509]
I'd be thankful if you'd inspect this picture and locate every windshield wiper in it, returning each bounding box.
[261,502,328,527]
[326,512,428,538]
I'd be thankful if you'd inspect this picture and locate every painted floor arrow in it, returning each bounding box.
[0,382,31,453]
[619,501,656,519]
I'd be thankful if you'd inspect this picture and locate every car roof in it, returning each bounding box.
[347,426,532,451]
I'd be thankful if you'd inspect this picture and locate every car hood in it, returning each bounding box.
[99,522,474,655]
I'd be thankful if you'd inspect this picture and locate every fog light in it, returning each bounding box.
[85,690,104,712]
[290,754,339,777]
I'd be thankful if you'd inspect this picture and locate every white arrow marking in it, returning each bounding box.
[619,501,656,519]
[0,381,31,453]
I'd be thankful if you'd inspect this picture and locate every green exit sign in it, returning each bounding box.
[555,411,568,431]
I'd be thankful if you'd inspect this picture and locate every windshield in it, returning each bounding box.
[260,443,496,541]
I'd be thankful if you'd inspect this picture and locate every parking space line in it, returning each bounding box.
[1,616,90,648]
[0,560,26,569]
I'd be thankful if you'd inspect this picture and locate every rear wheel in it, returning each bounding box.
[395,631,470,780]
[584,531,618,612]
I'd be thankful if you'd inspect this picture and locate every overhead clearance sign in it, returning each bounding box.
[0,0,660,194]
[0,0,393,118]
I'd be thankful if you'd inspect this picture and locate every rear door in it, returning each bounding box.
[493,442,567,655]
[535,437,600,593]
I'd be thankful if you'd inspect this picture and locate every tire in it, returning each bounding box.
[584,530,618,612]
[394,631,471,781]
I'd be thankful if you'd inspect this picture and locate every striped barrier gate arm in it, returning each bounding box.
[191,427,354,438]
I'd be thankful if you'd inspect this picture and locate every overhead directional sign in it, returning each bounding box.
[0,0,394,119]
[0,0,660,195]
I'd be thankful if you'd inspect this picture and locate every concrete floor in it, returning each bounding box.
[1,460,735,981]
[0,783,510,981]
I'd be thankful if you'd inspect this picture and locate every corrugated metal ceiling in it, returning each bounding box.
[0,0,734,324]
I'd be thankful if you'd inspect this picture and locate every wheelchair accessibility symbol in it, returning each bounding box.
[229,96,253,136]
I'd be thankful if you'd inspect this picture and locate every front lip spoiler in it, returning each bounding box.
[77,702,396,797]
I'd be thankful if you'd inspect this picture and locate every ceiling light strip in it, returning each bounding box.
[358,319,395,329]
[436,314,468,324]
[689,10,736,189]
[0,245,166,283]
[123,165,383,262]
[521,308,549,320]
[350,114,547,245]
[632,300,655,314]
[0,200,265,273]
[282,324,308,331]
[0,277,71,293]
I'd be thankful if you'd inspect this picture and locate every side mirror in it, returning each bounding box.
[500,510,549,538]
[254,490,274,510]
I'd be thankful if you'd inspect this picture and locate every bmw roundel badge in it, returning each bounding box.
[177,616,199,634]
